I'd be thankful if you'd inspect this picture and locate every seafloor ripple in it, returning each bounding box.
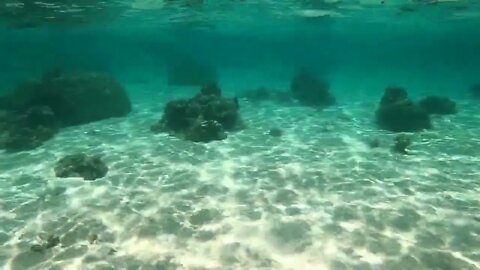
[0,97,479,270]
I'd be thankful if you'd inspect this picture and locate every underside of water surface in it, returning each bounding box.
[0,1,480,269]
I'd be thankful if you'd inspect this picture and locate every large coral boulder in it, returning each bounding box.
[0,71,131,127]
[54,153,108,181]
[290,69,335,107]
[151,83,242,143]
[418,96,457,115]
[376,87,431,132]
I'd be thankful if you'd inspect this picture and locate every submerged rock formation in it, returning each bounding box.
[0,71,131,152]
[54,153,108,180]
[375,86,431,132]
[1,71,131,127]
[151,83,242,143]
[290,69,335,107]
[418,96,457,115]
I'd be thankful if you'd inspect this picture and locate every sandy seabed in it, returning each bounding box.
[1,74,480,270]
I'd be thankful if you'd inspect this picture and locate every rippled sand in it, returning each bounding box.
[1,79,480,270]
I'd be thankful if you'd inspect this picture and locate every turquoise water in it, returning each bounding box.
[1,1,480,269]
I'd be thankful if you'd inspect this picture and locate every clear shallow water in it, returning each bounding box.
[1,1,480,269]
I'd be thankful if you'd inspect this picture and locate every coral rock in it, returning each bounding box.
[1,71,131,127]
[54,153,108,180]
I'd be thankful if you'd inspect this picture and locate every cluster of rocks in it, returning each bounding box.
[0,70,131,152]
[151,83,243,143]
[240,69,335,108]
[2,66,469,185]
[375,86,456,132]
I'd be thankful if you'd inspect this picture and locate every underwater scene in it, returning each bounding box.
[1,0,480,269]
